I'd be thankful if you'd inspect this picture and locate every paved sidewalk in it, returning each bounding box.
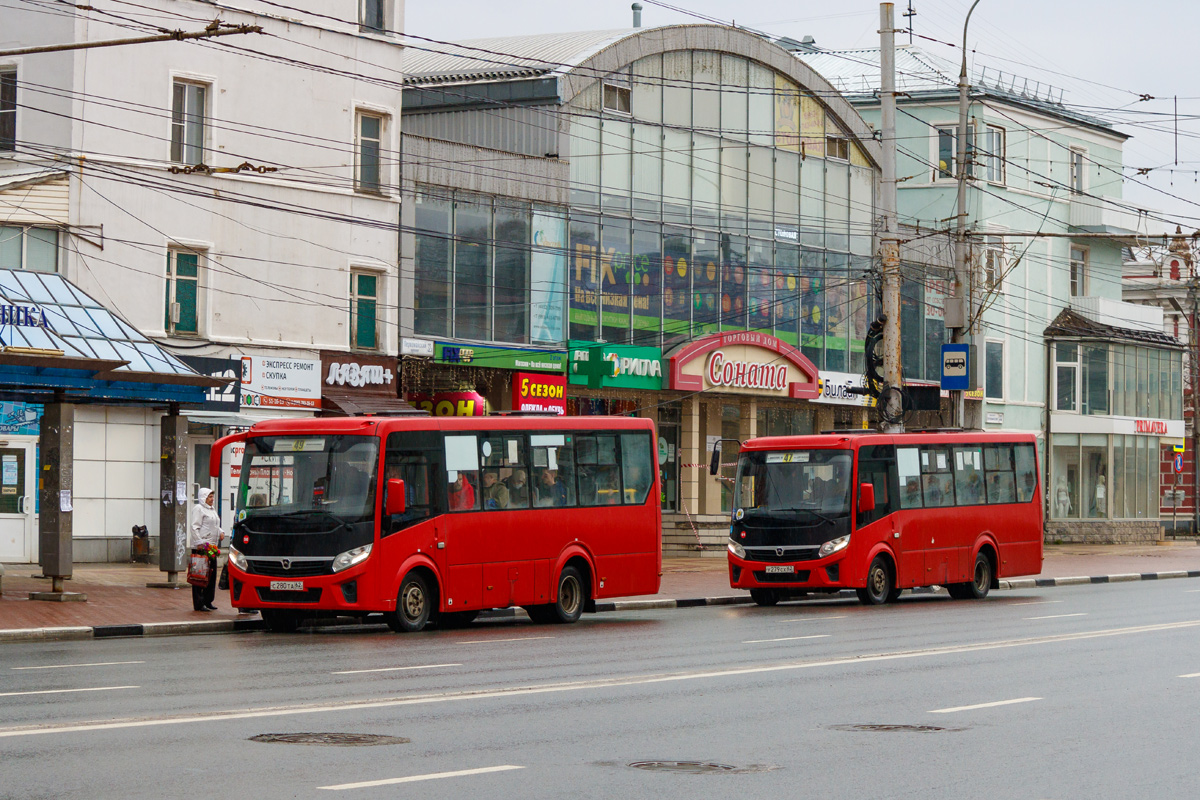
[2,541,1197,642]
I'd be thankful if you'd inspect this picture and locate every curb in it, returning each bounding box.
[4,569,1199,644]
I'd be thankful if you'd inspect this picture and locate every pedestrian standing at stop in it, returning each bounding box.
[189,488,225,612]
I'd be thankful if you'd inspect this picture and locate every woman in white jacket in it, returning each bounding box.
[189,488,225,612]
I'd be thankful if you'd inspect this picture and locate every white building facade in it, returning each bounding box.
[1,0,405,561]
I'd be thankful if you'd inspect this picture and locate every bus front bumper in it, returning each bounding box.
[227,563,373,613]
[727,551,847,591]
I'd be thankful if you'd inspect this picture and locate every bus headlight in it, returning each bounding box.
[228,547,247,571]
[332,543,372,573]
[818,535,850,558]
[728,539,746,559]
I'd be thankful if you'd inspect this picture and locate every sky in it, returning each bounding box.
[405,0,1200,236]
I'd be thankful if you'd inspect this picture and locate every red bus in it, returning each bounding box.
[210,415,661,632]
[719,431,1042,606]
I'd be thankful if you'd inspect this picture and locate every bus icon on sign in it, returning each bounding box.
[944,357,966,372]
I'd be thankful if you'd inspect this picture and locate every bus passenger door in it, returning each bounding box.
[892,446,928,588]
[857,446,908,585]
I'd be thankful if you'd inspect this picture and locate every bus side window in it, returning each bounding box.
[857,445,896,526]
[1014,444,1038,502]
[984,444,1016,504]
[897,447,923,509]
[383,431,442,535]
[530,434,576,508]
[620,433,654,505]
[952,446,984,506]
[920,446,955,508]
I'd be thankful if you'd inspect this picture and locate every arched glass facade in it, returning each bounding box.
[566,51,876,371]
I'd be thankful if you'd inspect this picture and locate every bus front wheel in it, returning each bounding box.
[388,572,432,633]
[750,589,780,607]
[856,556,893,606]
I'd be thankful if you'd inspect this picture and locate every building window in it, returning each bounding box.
[1055,342,1078,412]
[350,270,379,350]
[1,68,16,152]
[826,135,850,161]
[985,340,1004,400]
[602,69,632,115]
[983,125,1005,183]
[0,226,58,272]
[165,249,201,336]
[1070,246,1088,296]
[360,0,385,32]
[983,236,1006,292]
[1069,147,1086,195]
[171,81,208,165]
[356,112,384,193]
[935,123,974,180]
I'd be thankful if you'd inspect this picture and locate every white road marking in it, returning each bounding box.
[11,661,144,671]
[930,697,1041,714]
[1178,673,1200,678]
[3,619,1199,739]
[1185,589,1200,593]
[456,636,553,645]
[1010,601,1063,606]
[0,686,139,699]
[320,765,524,790]
[332,664,462,675]
[782,615,847,622]
[743,635,831,644]
[1025,613,1088,621]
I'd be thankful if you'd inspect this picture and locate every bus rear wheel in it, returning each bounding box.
[528,566,585,624]
[261,609,300,633]
[948,553,993,599]
[388,571,433,633]
[856,556,893,606]
[750,588,780,607]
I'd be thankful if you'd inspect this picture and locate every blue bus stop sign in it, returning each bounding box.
[941,344,971,391]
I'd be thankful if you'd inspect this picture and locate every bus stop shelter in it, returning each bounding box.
[0,268,222,599]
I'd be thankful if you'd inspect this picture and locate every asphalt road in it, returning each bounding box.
[1,580,1198,799]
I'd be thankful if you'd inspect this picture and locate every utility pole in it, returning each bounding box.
[0,23,261,58]
[948,0,983,429]
[879,3,903,433]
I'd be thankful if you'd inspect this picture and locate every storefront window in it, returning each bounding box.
[825,252,849,372]
[494,201,529,344]
[720,234,747,331]
[662,227,691,348]
[1112,436,1125,519]
[414,192,451,338]
[1081,434,1107,518]
[1055,342,1077,412]
[453,196,491,341]
[1051,434,1080,519]
[569,214,600,341]
[601,216,632,344]
[747,239,773,334]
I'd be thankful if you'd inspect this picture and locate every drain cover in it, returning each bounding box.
[627,761,775,775]
[249,733,410,746]
[827,724,955,733]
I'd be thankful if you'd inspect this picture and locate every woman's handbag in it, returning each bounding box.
[187,547,212,587]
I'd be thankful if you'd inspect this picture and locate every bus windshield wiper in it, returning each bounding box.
[768,505,837,525]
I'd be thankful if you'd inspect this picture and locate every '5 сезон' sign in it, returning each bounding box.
[514,371,565,415]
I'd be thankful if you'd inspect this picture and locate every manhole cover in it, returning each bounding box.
[827,724,955,733]
[627,761,774,774]
[249,733,410,746]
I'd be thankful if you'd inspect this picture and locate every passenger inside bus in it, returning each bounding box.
[448,471,476,511]
[505,469,529,506]
[481,469,510,509]
[594,465,621,504]
[902,477,922,507]
[535,468,567,507]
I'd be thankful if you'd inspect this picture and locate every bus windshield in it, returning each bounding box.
[238,435,379,522]
[735,450,853,520]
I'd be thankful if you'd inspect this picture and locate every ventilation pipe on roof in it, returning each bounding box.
[632,3,643,28]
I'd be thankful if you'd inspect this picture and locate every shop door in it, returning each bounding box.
[0,444,35,562]
[658,424,679,512]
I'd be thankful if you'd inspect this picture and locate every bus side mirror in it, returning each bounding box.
[709,443,721,476]
[858,483,876,514]
[385,479,406,516]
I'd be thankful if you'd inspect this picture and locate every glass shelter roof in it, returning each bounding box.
[0,269,213,404]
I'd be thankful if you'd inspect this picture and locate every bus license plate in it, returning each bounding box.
[764,565,793,574]
[269,580,304,591]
